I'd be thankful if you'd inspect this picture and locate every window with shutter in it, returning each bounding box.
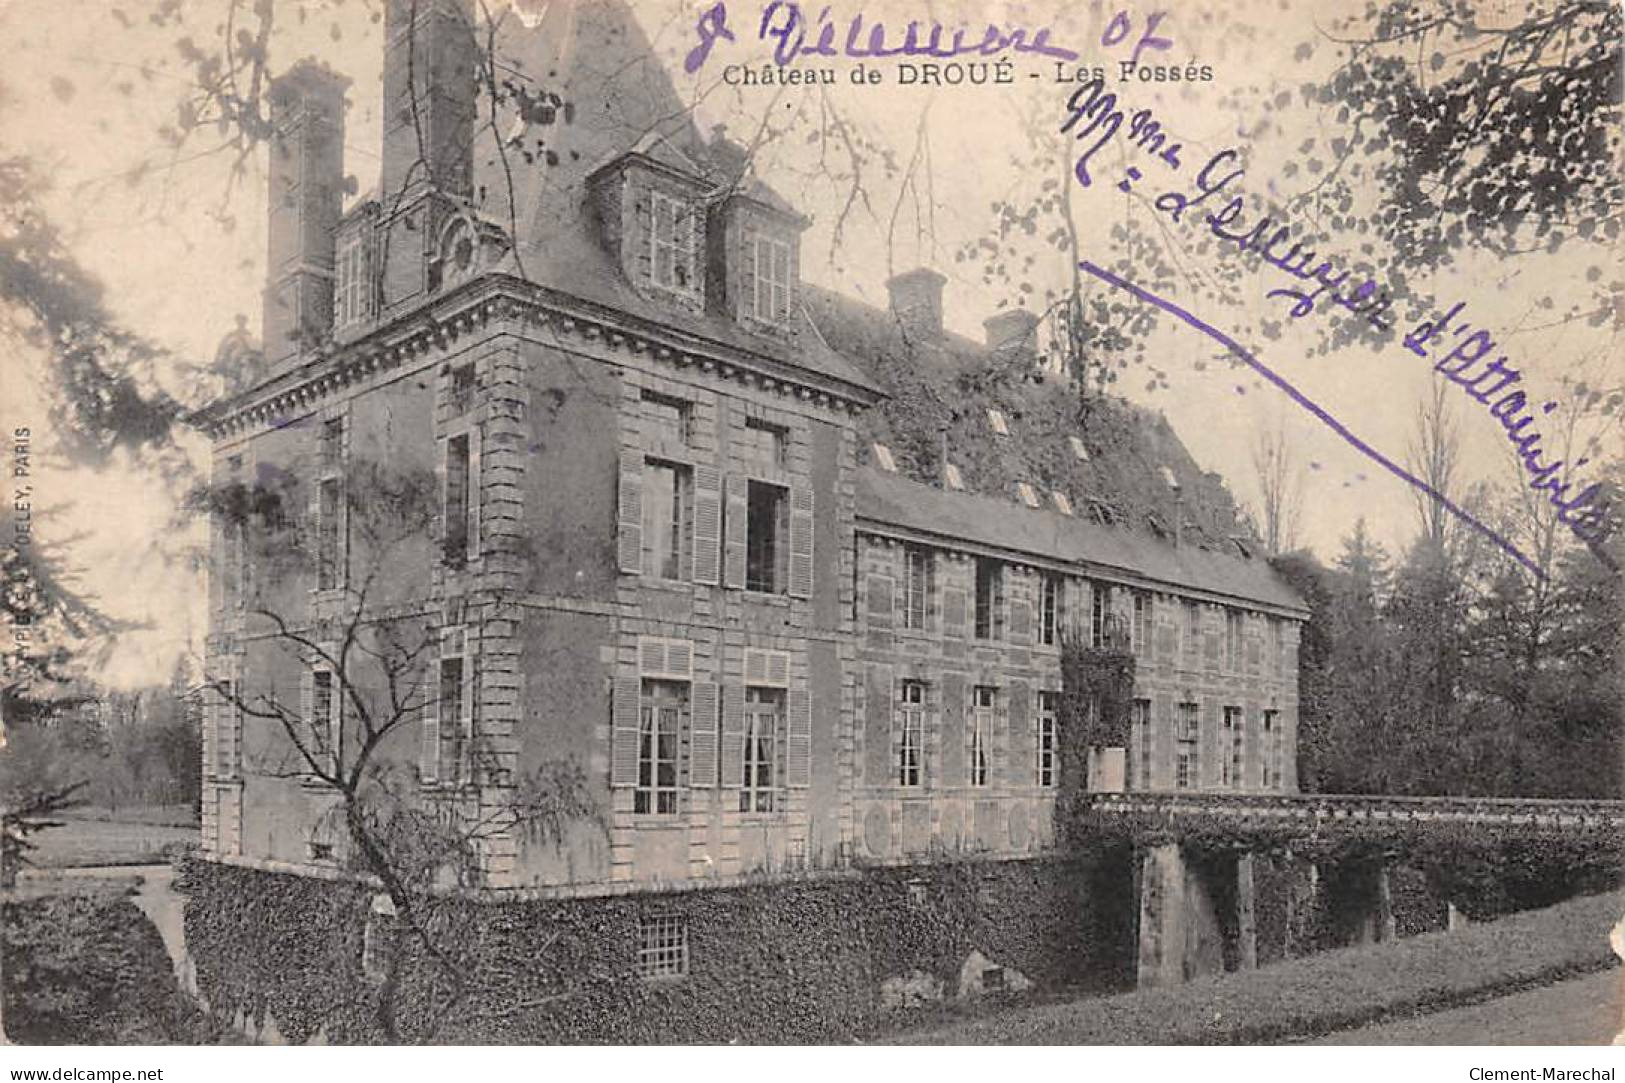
[420,659,441,784]
[689,682,718,789]
[611,675,642,788]
[642,460,691,581]
[740,687,783,811]
[723,474,748,589]
[636,681,684,815]
[692,463,721,584]
[786,686,811,789]
[617,450,644,574]
[720,682,746,792]
[788,485,813,598]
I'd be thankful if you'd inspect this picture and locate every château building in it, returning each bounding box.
[188,0,1306,1036]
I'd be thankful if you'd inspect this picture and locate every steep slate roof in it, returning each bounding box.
[464,0,878,398]
[798,285,1305,613]
[451,0,1300,615]
[858,467,1307,616]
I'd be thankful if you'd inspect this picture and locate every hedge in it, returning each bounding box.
[2,892,217,1044]
[894,888,1625,1044]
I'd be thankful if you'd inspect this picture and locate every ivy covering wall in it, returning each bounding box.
[178,849,1138,1045]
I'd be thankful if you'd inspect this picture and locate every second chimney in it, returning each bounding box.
[263,61,348,369]
[983,308,1039,352]
[886,268,946,340]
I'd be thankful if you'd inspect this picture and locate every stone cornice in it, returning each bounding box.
[190,273,883,440]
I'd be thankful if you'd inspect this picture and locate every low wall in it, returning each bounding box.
[176,847,1138,1044]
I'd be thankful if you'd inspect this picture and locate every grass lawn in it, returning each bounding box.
[25,815,197,869]
[893,889,1624,1045]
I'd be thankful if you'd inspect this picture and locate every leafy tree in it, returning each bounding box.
[192,457,598,1042]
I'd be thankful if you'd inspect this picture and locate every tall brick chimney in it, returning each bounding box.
[886,268,946,340]
[263,60,348,367]
[380,0,477,205]
[983,309,1038,352]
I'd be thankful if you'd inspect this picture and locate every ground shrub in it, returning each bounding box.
[2,892,216,1044]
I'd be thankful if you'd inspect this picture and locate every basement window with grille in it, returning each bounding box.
[638,914,689,979]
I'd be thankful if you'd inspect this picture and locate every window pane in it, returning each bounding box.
[746,482,783,592]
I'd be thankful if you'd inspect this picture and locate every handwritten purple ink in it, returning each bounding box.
[1077,259,1555,579]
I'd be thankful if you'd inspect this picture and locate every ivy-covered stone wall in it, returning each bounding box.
[178,847,1138,1044]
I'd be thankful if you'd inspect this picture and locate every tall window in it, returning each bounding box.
[642,461,690,581]
[1269,619,1284,677]
[1040,574,1061,646]
[1133,591,1153,656]
[1175,701,1199,789]
[444,433,471,567]
[309,667,341,774]
[903,546,931,631]
[436,650,469,783]
[1036,691,1059,787]
[897,680,925,787]
[1222,706,1244,788]
[1132,697,1152,790]
[641,392,691,446]
[1091,583,1114,648]
[752,234,791,323]
[745,481,785,593]
[217,678,242,780]
[1183,601,1201,664]
[650,191,698,293]
[637,681,684,815]
[335,233,368,328]
[741,687,781,813]
[1262,709,1281,790]
[224,456,246,607]
[1226,610,1245,671]
[974,559,1003,640]
[969,686,995,787]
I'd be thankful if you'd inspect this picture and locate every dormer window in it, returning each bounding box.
[335,232,371,330]
[751,234,792,323]
[651,191,699,294]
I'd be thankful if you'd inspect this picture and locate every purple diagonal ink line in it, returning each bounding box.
[1077,259,1546,581]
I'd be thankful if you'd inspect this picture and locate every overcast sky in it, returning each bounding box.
[1,0,1616,687]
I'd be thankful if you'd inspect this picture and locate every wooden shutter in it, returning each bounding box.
[298,666,315,771]
[723,475,747,589]
[786,686,811,788]
[738,229,758,321]
[458,647,476,783]
[420,661,440,784]
[692,463,721,584]
[788,485,814,598]
[616,450,643,574]
[690,681,719,788]
[467,426,482,563]
[720,683,746,788]
[611,675,641,787]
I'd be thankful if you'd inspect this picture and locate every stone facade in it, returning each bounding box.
[193,0,1307,907]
